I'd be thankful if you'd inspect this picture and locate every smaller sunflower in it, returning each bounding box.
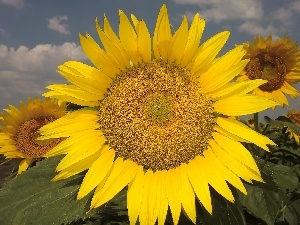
[0,97,66,173]
[238,35,300,107]
[285,108,300,144]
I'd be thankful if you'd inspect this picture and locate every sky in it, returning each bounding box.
[0,0,300,121]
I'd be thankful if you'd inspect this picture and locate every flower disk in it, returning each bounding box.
[99,60,215,170]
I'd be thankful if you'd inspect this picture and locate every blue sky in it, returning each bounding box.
[0,0,300,120]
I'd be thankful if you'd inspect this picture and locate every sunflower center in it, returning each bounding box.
[245,52,286,91]
[14,117,64,157]
[98,60,215,171]
[145,93,174,125]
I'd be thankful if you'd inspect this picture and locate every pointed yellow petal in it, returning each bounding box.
[191,31,230,74]
[181,14,205,67]
[168,16,189,63]
[43,92,98,107]
[96,17,130,70]
[186,157,212,214]
[39,110,99,139]
[201,148,235,203]
[45,84,100,103]
[45,130,101,157]
[130,14,138,28]
[210,138,262,183]
[58,62,112,96]
[213,94,279,116]
[214,125,250,143]
[139,169,152,224]
[18,158,33,174]
[213,132,261,175]
[179,164,196,224]
[216,117,276,150]
[56,133,106,171]
[281,81,299,98]
[119,10,140,64]
[79,33,120,75]
[127,166,145,225]
[77,146,115,199]
[153,4,171,60]
[90,158,138,208]
[137,20,151,62]
[166,168,182,225]
[156,170,169,225]
[207,79,267,100]
[52,149,102,181]
[200,60,248,93]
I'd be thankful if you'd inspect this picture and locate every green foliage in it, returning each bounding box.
[0,156,128,225]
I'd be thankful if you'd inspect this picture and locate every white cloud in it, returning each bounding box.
[0,42,87,110]
[237,21,280,39]
[173,0,263,22]
[47,16,70,35]
[0,0,24,9]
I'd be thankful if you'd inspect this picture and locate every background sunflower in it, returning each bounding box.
[0,97,66,173]
[238,35,300,107]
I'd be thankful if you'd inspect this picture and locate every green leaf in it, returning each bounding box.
[196,188,246,225]
[0,156,100,225]
[238,160,298,225]
[283,199,300,225]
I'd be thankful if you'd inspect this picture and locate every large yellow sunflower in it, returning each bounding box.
[0,97,66,173]
[238,35,300,107]
[39,5,278,225]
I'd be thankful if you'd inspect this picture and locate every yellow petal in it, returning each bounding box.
[127,166,145,225]
[281,81,299,98]
[18,158,33,174]
[43,92,98,107]
[96,17,130,70]
[216,117,275,151]
[45,84,101,103]
[136,20,151,62]
[207,79,266,100]
[79,33,120,75]
[200,60,249,93]
[119,10,140,64]
[186,157,212,214]
[156,170,169,225]
[179,165,196,224]
[166,168,182,225]
[210,138,262,183]
[191,31,230,74]
[213,94,279,116]
[201,148,235,203]
[90,158,138,208]
[52,149,102,181]
[56,133,106,171]
[77,146,115,199]
[39,110,99,139]
[181,14,205,67]
[153,4,171,60]
[168,16,189,63]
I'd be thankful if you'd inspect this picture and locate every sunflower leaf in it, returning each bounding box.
[196,188,246,225]
[0,156,102,225]
[238,161,298,225]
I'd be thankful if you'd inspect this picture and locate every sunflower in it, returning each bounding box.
[39,5,278,225]
[0,97,66,173]
[238,35,300,107]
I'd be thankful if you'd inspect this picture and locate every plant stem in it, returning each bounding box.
[254,112,259,132]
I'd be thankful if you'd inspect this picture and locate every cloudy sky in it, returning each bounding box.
[1,0,300,119]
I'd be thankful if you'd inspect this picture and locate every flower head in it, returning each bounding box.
[39,5,277,225]
[238,35,300,107]
[0,97,66,173]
